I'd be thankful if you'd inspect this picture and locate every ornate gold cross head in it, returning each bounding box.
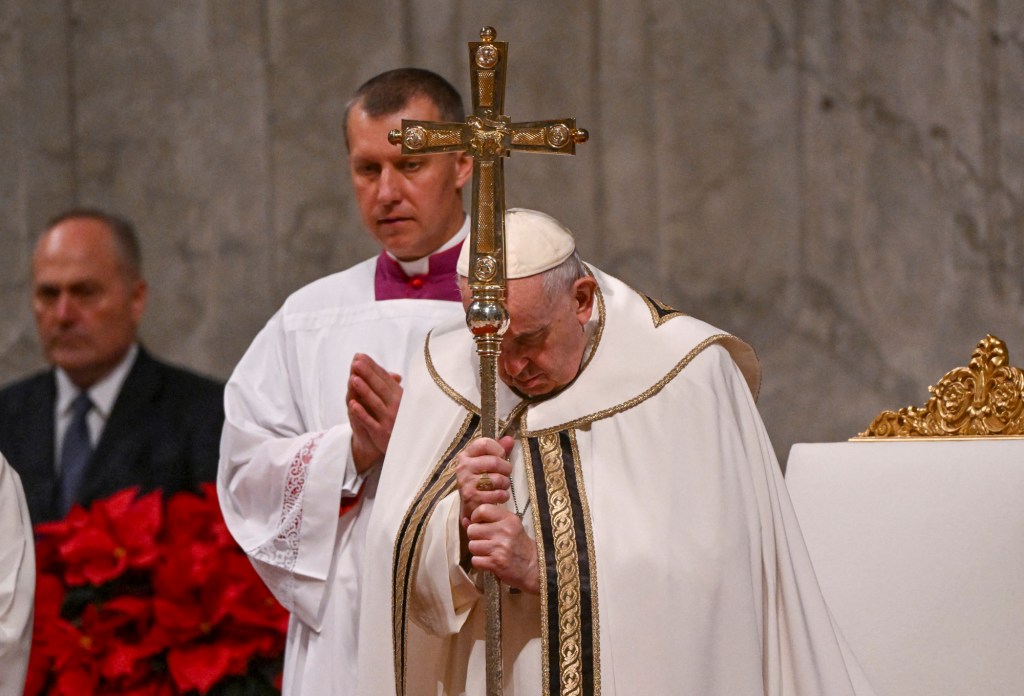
[388,26,588,337]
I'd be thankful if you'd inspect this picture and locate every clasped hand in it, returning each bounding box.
[455,436,539,595]
[347,353,403,473]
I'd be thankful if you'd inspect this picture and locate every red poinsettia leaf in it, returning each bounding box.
[103,595,153,623]
[75,609,117,645]
[115,491,163,545]
[151,596,209,645]
[226,642,258,676]
[99,639,162,684]
[58,527,126,586]
[83,559,130,588]
[206,557,287,635]
[44,620,97,670]
[103,490,163,573]
[240,632,280,659]
[96,602,154,653]
[163,492,211,541]
[152,541,220,597]
[34,519,69,539]
[58,525,114,559]
[223,588,289,633]
[58,489,167,586]
[100,643,143,680]
[163,487,235,555]
[33,572,66,621]
[200,484,237,546]
[51,662,99,696]
[92,487,143,520]
[23,644,53,696]
[167,642,237,694]
[132,625,173,660]
[36,503,89,539]
[153,595,203,627]
[127,547,161,572]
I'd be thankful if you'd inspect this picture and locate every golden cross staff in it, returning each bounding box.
[389,26,588,696]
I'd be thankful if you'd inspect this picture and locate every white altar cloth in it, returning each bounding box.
[786,439,1024,696]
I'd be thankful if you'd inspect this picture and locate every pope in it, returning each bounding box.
[356,208,876,696]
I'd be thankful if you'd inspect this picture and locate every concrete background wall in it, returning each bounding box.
[2,0,1022,464]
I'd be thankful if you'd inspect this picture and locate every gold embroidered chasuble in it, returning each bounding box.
[356,266,875,696]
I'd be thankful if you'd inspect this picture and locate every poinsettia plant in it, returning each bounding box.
[26,484,288,695]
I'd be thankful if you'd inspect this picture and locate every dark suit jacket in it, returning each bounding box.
[0,346,225,524]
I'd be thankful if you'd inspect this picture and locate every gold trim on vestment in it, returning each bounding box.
[540,432,585,695]
[521,428,601,695]
[392,413,479,696]
[623,279,760,400]
[424,331,532,431]
[425,330,480,415]
[640,293,688,327]
[520,430,551,693]
[522,334,734,437]
[568,428,600,695]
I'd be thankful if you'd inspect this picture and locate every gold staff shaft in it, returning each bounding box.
[465,149,509,686]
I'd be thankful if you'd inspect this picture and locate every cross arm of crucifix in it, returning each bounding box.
[388,115,587,158]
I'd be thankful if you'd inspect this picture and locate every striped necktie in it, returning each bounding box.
[58,391,93,516]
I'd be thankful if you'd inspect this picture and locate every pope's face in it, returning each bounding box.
[478,274,596,397]
[347,96,472,261]
[32,218,147,389]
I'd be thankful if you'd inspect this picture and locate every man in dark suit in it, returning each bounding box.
[0,209,224,524]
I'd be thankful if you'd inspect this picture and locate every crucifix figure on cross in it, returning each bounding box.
[388,25,588,696]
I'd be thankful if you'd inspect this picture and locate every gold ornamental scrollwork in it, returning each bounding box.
[474,256,498,282]
[402,126,427,151]
[545,123,570,149]
[858,335,1024,438]
[475,43,500,69]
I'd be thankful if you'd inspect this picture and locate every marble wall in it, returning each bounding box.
[2,0,1022,464]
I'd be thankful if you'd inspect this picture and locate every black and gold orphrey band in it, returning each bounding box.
[525,429,600,696]
[392,413,481,696]
[391,417,601,696]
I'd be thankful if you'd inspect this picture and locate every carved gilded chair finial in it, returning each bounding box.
[858,335,1024,438]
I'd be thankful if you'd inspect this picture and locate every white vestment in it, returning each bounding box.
[0,454,34,696]
[218,257,464,695]
[357,266,875,696]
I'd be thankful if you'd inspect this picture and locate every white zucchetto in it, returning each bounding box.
[456,208,576,280]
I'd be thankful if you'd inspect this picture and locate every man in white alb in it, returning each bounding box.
[217,68,471,695]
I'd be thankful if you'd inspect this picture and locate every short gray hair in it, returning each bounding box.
[44,208,142,279]
[540,251,587,298]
